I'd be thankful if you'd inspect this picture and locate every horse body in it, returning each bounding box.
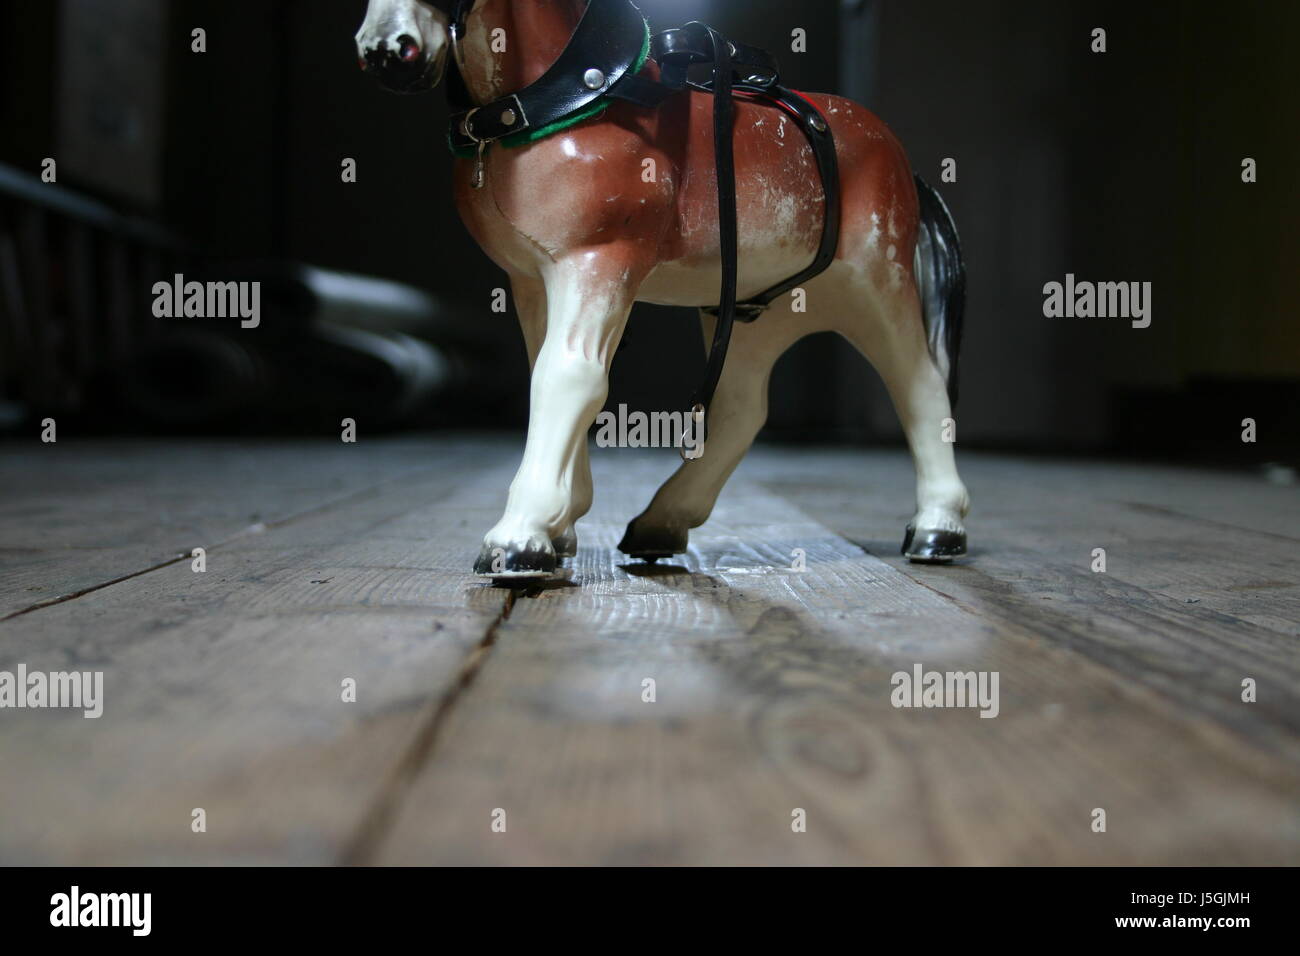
[640,92,917,310]
[358,0,970,577]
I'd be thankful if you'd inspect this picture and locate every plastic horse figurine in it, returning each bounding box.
[356,0,970,579]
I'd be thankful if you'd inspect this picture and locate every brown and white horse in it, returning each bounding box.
[356,0,971,577]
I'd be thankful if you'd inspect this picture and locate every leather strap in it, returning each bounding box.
[703,85,841,318]
[685,23,738,445]
[651,26,779,90]
[646,27,840,439]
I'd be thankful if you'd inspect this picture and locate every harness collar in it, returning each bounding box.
[446,0,650,156]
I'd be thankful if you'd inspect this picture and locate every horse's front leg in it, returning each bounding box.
[476,248,646,577]
[508,273,584,559]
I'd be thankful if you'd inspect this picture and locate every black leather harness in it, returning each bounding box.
[446,0,841,446]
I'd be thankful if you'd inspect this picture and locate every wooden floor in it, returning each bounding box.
[0,436,1296,865]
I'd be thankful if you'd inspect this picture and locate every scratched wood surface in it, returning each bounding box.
[0,439,453,619]
[0,438,514,863]
[0,437,1296,864]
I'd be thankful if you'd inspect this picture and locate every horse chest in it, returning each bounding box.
[453,128,676,279]
[451,119,823,306]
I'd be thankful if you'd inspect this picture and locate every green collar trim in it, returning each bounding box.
[449,18,651,158]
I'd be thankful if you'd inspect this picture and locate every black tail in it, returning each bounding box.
[912,175,965,406]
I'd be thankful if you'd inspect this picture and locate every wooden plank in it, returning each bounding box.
[0,438,517,863]
[369,449,1300,865]
[756,449,1300,754]
[0,437,468,617]
[4,439,1295,865]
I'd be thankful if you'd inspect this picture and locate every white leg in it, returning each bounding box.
[509,275,580,559]
[838,283,970,561]
[620,305,810,558]
[476,251,641,576]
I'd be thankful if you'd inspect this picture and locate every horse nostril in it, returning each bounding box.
[358,55,369,72]
[397,35,421,62]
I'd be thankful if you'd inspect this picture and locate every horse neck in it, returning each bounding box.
[460,0,588,105]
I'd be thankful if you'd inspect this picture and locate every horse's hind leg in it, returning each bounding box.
[838,281,970,561]
[619,305,809,559]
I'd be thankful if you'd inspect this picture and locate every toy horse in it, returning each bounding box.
[356,0,970,578]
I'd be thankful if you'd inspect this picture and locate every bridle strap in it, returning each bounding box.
[449,0,474,48]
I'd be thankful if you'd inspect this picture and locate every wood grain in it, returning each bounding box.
[0,437,467,617]
[2,438,1296,865]
[0,438,516,863]
[369,448,1300,865]
[760,450,1300,756]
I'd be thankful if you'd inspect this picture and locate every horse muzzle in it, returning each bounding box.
[358,34,447,94]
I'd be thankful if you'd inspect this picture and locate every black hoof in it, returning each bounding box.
[551,528,577,559]
[901,524,967,563]
[617,520,688,561]
[474,542,557,578]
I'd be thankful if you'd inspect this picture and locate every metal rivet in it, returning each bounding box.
[810,115,826,132]
[500,108,517,126]
[583,68,606,90]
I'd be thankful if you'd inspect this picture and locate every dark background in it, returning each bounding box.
[1,0,1296,462]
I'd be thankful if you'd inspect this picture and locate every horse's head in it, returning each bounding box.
[355,0,451,93]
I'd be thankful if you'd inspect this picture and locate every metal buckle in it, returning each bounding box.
[459,106,482,142]
[459,107,488,189]
[459,94,528,145]
[680,403,706,461]
[458,97,528,190]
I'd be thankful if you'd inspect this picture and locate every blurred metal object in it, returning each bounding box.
[0,162,461,433]
[294,265,439,334]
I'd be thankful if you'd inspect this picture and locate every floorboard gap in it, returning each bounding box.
[0,463,462,623]
[0,554,191,622]
[340,587,517,865]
